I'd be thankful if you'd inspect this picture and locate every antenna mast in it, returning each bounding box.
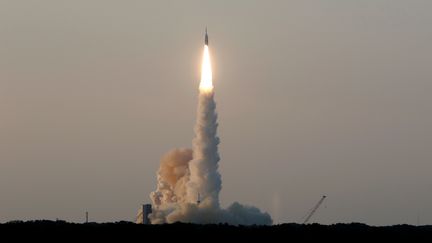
[302,195,327,224]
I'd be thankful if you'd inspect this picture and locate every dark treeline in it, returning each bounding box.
[1,220,432,241]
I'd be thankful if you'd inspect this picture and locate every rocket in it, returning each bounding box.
[205,27,209,46]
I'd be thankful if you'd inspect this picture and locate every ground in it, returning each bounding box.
[1,220,431,241]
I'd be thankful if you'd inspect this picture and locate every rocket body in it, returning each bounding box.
[205,28,209,45]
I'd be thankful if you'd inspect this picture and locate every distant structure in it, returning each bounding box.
[142,204,152,224]
[302,195,327,224]
[197,193,201,205]
[85,211,88,223]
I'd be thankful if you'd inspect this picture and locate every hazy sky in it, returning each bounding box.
[1,0,431,225]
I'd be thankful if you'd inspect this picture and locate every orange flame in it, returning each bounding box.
[199,45,213,92]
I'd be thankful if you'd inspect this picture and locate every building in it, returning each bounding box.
[142,204,152,224]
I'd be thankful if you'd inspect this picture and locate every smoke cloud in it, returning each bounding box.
[145,90,272,225]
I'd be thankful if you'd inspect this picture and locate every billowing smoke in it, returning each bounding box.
[186,90,221,209]
[143,44,272,225]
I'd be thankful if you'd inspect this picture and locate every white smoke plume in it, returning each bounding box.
[145,45,272,225]
[186,91,221,208]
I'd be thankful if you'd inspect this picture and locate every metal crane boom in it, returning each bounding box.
[302,195,327,224]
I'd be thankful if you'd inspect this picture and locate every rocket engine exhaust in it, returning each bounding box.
[143,30,272,225]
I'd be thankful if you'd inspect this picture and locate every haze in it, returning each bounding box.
[0,1,431,225]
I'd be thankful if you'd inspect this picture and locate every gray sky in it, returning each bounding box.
[1,0,431,225]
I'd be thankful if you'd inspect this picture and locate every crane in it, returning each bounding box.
[302,195,327,224]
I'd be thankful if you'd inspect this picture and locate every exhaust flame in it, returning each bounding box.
[199,45,213,92]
